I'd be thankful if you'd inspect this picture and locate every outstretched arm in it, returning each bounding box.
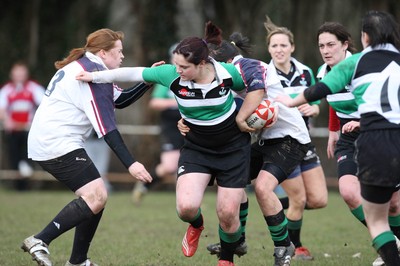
[76,67,146,83]
[274,91,308,108]
[275,82,331,107]
[115,82,152,109]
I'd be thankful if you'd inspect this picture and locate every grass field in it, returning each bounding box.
[0,185,378,266]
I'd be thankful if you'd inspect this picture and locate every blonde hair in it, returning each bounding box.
[264,15,294,46]
[54,28,124,69]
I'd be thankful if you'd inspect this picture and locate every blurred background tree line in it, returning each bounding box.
[0,0,399,175]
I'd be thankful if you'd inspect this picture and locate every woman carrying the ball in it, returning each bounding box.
[76,22,263,266]
[191,32,311,265]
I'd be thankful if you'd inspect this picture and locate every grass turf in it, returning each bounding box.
[0,186,378,265]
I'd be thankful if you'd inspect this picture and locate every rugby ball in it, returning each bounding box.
[246,99,277,129]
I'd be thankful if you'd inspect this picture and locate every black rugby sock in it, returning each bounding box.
[265,209,291,247]
[239,199,249,239]
[69,209,104,264]
[35,197,94,245]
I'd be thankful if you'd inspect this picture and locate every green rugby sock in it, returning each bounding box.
[350,205,366,226]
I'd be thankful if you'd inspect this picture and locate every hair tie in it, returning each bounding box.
[231,41,236,46]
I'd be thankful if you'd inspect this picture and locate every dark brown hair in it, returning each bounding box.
[317,22,357,53]
[209,32,253,62]
[173,21,223,65]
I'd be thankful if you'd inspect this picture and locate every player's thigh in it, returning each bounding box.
[302,166,328,205]
[176,172,210,208]
[281,176,306,200]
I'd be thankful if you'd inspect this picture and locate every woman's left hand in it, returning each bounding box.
[177,118,190,136]
[342,120,360,133]
[236,118,256,133]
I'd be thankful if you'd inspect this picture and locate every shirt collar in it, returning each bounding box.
[85,51,109,70]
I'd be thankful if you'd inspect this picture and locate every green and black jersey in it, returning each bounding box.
[305,44,400,131]
[142,58,247,148]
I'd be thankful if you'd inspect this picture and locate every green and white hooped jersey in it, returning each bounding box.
[142,57,245,126]
[317,51,359,119]
[321,44,400,130]
[170,60,236,126]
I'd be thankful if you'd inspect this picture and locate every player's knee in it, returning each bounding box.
[217,210,239,232]
[254,184,274,201]
[94,190,108,213]
[176,202,199,220]
[306,192,328,209]
[82,189,108,214]
[340,187,360,208]
[254,174,277,197]
[217,204,237,220]
[307,196,328,209]
[289,194,306,209]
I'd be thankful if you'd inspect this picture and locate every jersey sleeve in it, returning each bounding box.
[220,63,245,91]
[328,106,341,131]
[142,64,179,86]
[92,67,146,83]
[114,82,152,109]
[306,68,321,105]
[320,54,361,93]
[0,85,8,109]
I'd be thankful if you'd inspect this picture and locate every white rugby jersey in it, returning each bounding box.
[233,55,310,144]
[28,52,122,161]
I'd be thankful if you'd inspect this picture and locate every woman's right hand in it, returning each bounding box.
[327,130,339,159]
[128,161,152,183]
[151,60,166,67]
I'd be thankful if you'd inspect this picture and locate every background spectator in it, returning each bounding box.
[0,61,44,190]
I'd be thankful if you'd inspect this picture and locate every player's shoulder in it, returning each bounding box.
[0,82,13,92]
[236,57,266,67]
